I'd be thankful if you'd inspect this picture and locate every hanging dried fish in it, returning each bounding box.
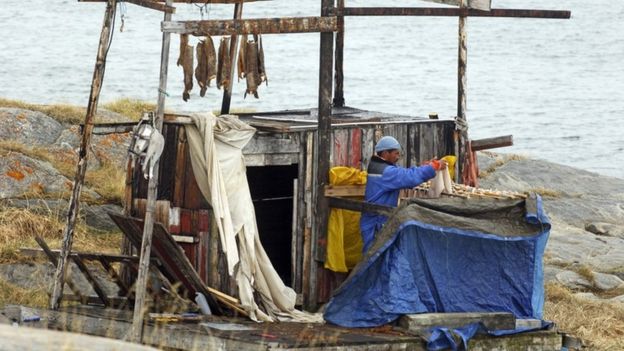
[237,34,247,81]
[177,34,188,67]
[204,36,217,88]
[216,37,231,90]
[195,41,207,96]
[244,40,260,99]
[181,44,194,102]
[195,37,217,97]
[256,34,268,85]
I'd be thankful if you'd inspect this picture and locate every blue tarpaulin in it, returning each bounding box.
[324,194,551,328]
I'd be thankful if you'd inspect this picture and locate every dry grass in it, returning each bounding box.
[0,97,87,125]
[545,283,624,350]
[0,205,121,264]
[478,153,527,178]
[102,98,156,121]
[0,278,49,309]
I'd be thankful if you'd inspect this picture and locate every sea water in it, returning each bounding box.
[0,0,622,178]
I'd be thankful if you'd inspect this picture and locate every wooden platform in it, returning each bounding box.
[4,306,563,351]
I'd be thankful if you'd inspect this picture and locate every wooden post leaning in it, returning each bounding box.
[130,0,174,342]
[50,0,118,310]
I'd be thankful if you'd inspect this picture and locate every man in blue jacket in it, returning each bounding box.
[360,136,447,253]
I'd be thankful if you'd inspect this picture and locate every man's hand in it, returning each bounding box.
[430,159,448,171]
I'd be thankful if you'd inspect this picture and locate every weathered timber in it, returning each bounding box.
[471,135,513,151]
[339,7,571,19]
[327,196,395,217]
[423,0,490,11]
[20,247,157,264]
[34,237,86,304]
[220,3,243,115]
[324,184,365,197]
[131,0,173,341]
[162,16,338,36]
[333,0,345,107]
[70,255,111,307]
[50,0,117,311]
[124,0,175,13]
[311,0,335,308]
[398,312,516,332]
[457,0,468,183]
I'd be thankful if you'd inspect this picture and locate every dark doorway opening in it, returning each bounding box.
[246,164,298,287]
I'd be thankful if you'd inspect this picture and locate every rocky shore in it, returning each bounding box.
[1,106,623,303]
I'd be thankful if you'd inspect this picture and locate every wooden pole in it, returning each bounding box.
[130,0,173,342]
[311,0,334,310]
[333,0,345,107]
[49,0,117,310]
[456,0,468,183]
[220,3,244,115]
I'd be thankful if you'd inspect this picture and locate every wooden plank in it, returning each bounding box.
[220,3,244,115]
[312,0,335,307]
[124,0,175,13]
[398,312,516,331]
[361,127,375,171]
[302,132,313,307]
[422,0,491,11]
[340,7,571,19]
[324,185,365,197]
[162,17,339,36]
[291,178,298,292]
[348,128,362,168]
[131,0,173,340]
[34,237,86,304]
[333,0,345,107]
[242,134,300,154]
[20,247,157,264]
[50,0,118,311]
[172,127,187,207]
[327,197,395,217]
[332,129,349,166]
[71,255,111,307]
[471,135,513,151]
[457,0,469,187]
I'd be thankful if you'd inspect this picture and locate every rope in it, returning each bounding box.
[454,115,469,133]
[194,0,212,20]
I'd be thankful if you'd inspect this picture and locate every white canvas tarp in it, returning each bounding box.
[185,112,320,322]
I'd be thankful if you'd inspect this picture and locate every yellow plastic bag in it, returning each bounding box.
[442,155,457,180]
[325,167,367,273]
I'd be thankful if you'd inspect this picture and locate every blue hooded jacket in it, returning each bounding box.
[360,156,436,252]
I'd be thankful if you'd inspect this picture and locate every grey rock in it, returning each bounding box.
[84,204,123,232]
[609,295,624,304]
[0,263,119,297]
[585,222,624,238]
[593,272,624,291]
[572,292,601,301]
[0,153,100,200]
[544,266,565,284]
[479,152,624,275]
[555,270,592,290]
[0,108,64,146]
[96,108,134,123]
[91,133,132,168]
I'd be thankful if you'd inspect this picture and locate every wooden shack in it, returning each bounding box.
[127,107,455,308]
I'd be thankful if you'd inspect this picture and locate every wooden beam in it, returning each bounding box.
[471,135,513,151]
[311,0,335,309]
[71,255,112,307]
[34,237,87,305]
[327,197,395,217]
[20,248,159,264]
[324,184,365,197]
[457,0,468,184]
[220,3,244,115]
[339,7,571,19]
[124,0,175,13]
[50,0,117,311]
[131,0,173,342]
[162,16,338,36]
[333,0,345,107]
[423,0,491,11]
